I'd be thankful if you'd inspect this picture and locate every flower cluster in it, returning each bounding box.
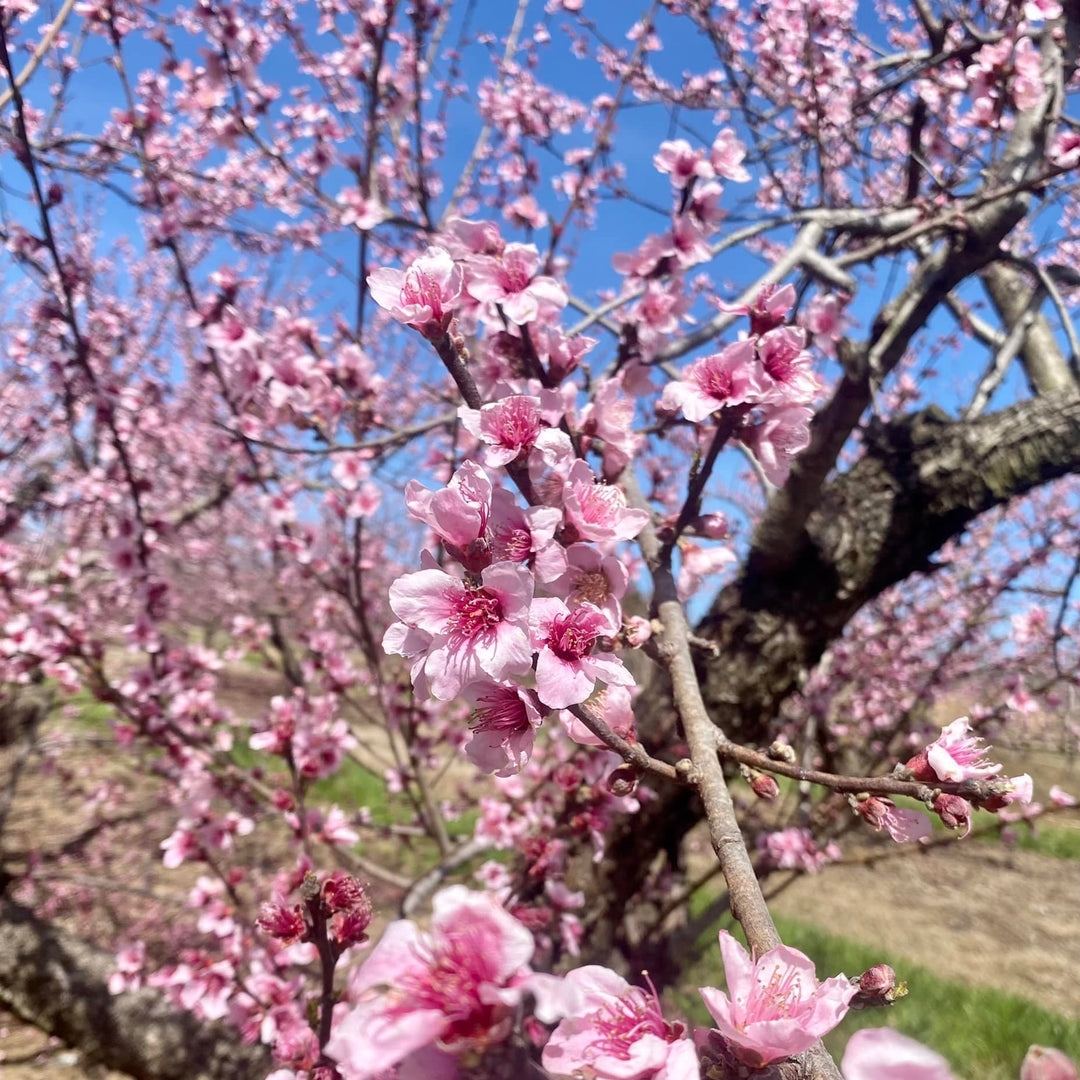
[660,285,819,485]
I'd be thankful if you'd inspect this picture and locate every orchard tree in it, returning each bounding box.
[0,0,1079,1079]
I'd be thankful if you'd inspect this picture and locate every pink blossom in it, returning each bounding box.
[739,405,814,487]
[562,460,650,543]
[548,543,629,629]
[1021,1046,1079,1080]
[757,327,820,405]
[385,561,533,700]
[699,930,856,1067]
[463,680,547,776]
[653,139,713,187]
[718,283,796,336]
[560,683,637,747]
[758,827,840,873]
[660,341,764,422]
[709,128,750,182]
[405,460,492,560]
[1050,785,1078,808]
[466,243,568,325]
[854,796,933,844]
[905,716,1002,783]
[841,1028,955,1080]
[458,395,544,466]
[530,597,634,710]
[367,247,463,338]
[326,887,559,1077]
[542,966,699,1080]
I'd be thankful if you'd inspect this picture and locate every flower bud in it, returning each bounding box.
[606,763,641,798]
[749,772,780,800]
[623,615,653,648]
[859,964,897,997]
[933,792,972,835]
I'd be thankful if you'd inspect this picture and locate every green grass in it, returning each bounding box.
[672,910,1080,1080]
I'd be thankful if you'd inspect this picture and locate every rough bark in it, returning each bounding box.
[0,895,270,1080]
[582,390,1080,964]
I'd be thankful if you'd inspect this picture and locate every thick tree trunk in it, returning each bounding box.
[0,895,270,1080]
[582,391,1080,965]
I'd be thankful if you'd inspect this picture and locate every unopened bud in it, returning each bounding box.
[933,792,972,835]
[767,740,797,764]
[606,763,641,798]
[859,964,897,997]
[749,772,780,800]
[299,870,321,902]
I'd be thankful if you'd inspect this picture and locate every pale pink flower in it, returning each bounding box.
[458,394,545,466]
[562,460,650,543]
[488,488,562,567]
[580,375,643,478]
[530,597,634,710]
[405,460,492,561]
[905,716,1002,783]
[542,966,699,1080]
[466,242,568,325]
[854,796,933,844]
[740,404,813,487]
[653,138,713,187]
[1050,785,1078,808]
[841,1028,955,1080]
[441,216,505,259]
[386,562,533,700]
[560,683,637,747]
[660,340,764,422]
[367,247,463,338]
[548,543,629,630]
[463,681,547,777]
[758,827,839,873]
[326,887,548,1078]
[676,542,737,602]
[337,189,388,231]
[709,128,750,182]
[699,930,857,1067]
[1021,1045,1079,1080]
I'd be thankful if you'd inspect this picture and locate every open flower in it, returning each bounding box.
[542,966,699,1080]
[905,716,1002,783]
[659,340,763,422]
[463,680,547,776]
[385,562,533,700]
[699,930,856,1067]
[530,598,634,710]
[326,887,554,1078]
[367,246,462,338]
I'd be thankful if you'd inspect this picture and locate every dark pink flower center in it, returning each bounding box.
[472,689,529,734]
[446,587,503,639]
[491,524,532,562]
[591,987,680,1061]
[492,397,540,449]
[763,346,795,383]
[547,610,600,660]
[697,358,734,401]
[576,482,623,526]
[501,252,532,293]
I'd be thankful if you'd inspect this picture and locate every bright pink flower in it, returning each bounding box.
[1021,1046,1079,1080]
[660,340,764,423]
[905,716,1002,783]
[463,680,547,776]
[488,488,562,566]
[367,247,463,338]
[542,966,699,1080]
[326,887,544,1077]
[841,1028,955,1080]
[466,242,568,325]
[739,404,813,487]
[757,327,820,405]
[459,394,545,466]
[699,931,856,1067]
[386,562,533,700]
[562,460,650,543]
[530,597,634,710]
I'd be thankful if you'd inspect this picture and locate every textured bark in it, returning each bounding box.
[0,895,270,1080]
[582,391,1080,964]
